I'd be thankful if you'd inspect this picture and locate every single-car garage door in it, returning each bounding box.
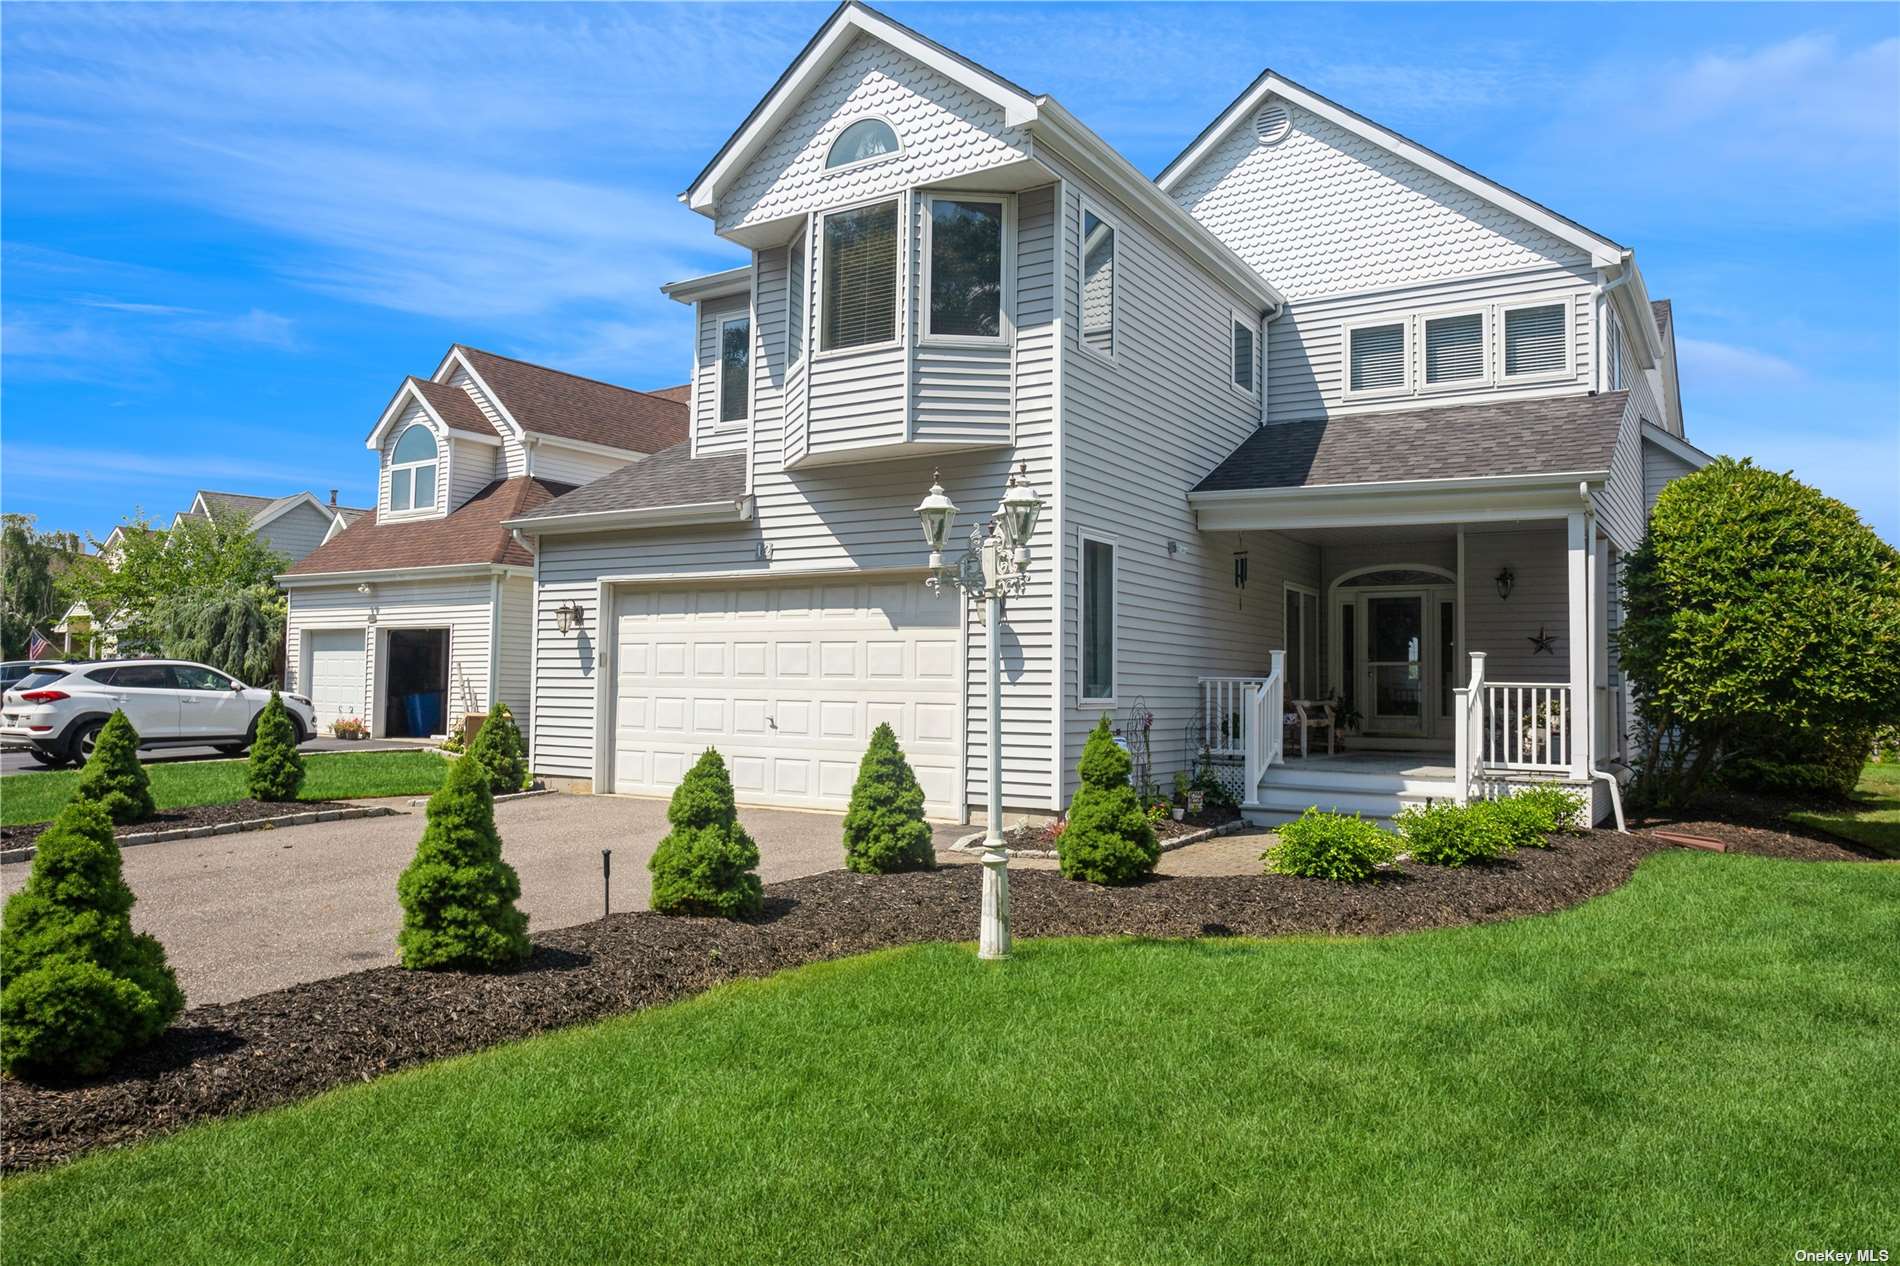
[611,578,961,816]
[305,629,366,732]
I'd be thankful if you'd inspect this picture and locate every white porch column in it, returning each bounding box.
[1566,511,1591,780]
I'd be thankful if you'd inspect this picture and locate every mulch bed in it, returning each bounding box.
[1002,807,1241,850]
[1632,788,1892,863]
[0,801,362,852]
[5,829,1660,1172]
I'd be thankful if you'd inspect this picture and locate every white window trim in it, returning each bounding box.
[1418,305,1491,393]
[1282,581,1320,701]
[813,194,906,361]
[1076,197,1121,365]
[714,311,752,429]
[1498,296,1575,384]
[785,227,807,369]
[1229,308,1259,397]
[1341,316,1411,401]
[919,191,1014,347]
[1078,530,1119,705]
[823,115,904,175]
[385,421,441,520]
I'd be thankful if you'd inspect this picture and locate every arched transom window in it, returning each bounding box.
[826,117,899,169]
[389,423,438,513]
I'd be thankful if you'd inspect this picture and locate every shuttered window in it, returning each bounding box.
[1349,322,1406,392]
[821,201,898,352]
[928,198,1003,339]
[1080,208,1115,357]
[1232,318,1255,392]
[718,315,750,424]
[786,237,805,367]
[1424,312,1484,384]
[1082,538,1115,700]
[1504,303,1567,377]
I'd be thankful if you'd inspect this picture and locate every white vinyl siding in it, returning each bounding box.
[1504,302,1569,379]
[1078,204,1116,358]
[1347,320,1406,394]
[448,437,497,510]
[1424,311,1485,385]
[496,574,535,724]
[444,366,527,477]
[530,442,634,488]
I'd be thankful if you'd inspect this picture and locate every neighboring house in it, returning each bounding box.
[504,1,1710,825]
[171,489,368,566]
[279,345,688,739]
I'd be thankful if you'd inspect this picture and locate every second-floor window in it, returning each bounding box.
[821,200,899,352]
[1232,316,1256,392]
[927,197,1004,340]
[1348,321,1406,393]
[1080,206,1116,357]
[1504,302,1568,379]
[1424,312,1485,386]
[718,314,750,424]
[389,423,437,513]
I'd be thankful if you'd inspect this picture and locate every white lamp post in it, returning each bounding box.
[916,464,1043,960]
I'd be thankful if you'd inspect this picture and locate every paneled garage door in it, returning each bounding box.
[305,629,367,731]
[611,578,962,815]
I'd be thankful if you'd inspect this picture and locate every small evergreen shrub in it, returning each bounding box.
[0,799,183,1078]
[1058,716,1160,886]
[396,752,531,970]
[1265,808,1397,882]
[246,691,305,803]
[1394,801,1515,868]
[71,711,154,825]
[841,723,935,873]
[466,702,530,795]
[1506,785,1588,837]
[649,749,762,917]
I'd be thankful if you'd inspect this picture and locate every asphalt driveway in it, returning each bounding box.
[0,793,967,1005]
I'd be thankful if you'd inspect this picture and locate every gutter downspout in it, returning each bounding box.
[1579,479,1627,833]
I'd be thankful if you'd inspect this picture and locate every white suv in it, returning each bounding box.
[0,660,318,768]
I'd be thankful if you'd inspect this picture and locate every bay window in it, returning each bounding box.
[821,200,899,351]
[926,196,1004,340]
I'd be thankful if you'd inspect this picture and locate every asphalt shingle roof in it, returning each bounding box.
[1193,392,1628,493]
[409,377,500,438]
[1650,298,1673,343]
[508,441,746,523]
[457,347,688,455]
[284,477,574,575]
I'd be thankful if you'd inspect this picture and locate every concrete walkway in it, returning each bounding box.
[0,793,964,1005]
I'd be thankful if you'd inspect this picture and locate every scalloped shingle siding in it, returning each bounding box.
[1170,101,1584,300]
[718,35,1030,233]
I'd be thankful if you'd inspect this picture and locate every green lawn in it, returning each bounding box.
[1790,762,1900,858]
[5,851,1895,1265]
[0,751,450,826]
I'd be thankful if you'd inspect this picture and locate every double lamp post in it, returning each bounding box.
[915,464,1044,961]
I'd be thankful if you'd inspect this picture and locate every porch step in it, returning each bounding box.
[1243,766,1461,830]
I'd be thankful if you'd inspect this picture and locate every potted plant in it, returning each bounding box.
[1171,769,1191,820]
[331,716,368,740]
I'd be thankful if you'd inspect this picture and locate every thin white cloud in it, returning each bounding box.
[3,442,321,487]
[1675,337,1804,389]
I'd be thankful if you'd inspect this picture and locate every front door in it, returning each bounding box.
[1363,592,1426,736]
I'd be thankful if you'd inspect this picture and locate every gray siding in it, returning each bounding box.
[1461,527,1569,684]
[531,442,633,487]
[448,437,496,510]
[1643,437,1697,510]
[257,501,339,564]
[446,365,527,477]
[496,573,535,725]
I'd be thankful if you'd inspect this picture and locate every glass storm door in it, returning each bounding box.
[1363,593,1426,735]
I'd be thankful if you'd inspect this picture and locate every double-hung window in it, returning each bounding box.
[821,200,899,352]
[1423,311,1485,387]
[1503,301,1569,380]
[388,423,438,513]
[717,314,750,425]
[1081,536,1116,702]
[1346,320,1406,395]
[926,196,1005,340]
[1231,314,1257,393]
[1079,205,1116,357]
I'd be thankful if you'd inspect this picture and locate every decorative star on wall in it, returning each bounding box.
[1529,625,1557,656]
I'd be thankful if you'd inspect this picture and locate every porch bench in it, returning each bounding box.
[1284,699,1337,759]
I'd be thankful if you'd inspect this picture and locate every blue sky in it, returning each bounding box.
[4,2,1896,542]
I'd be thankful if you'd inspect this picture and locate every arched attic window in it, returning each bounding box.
[826,117,899,169]
[389,423,438,512]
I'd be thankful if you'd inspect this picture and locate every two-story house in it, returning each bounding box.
[279,345,686,738]
[171,489,369,564]
[507,1,1709,826]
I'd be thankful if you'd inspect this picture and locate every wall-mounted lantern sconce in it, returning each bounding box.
[1494,566,1516,601]
[554,601,583,635]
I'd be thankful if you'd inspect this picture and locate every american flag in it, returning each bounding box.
[25,627,53,660]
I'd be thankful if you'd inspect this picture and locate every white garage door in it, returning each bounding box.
[611,578,961,815]
[305,629,366,731]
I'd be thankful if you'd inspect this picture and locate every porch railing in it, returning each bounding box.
[1198,648,1284,805]
[1455,651,1573,802]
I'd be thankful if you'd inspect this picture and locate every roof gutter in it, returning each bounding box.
[1189,468,1611,505]
[661,266,753,305]
[277,562,532,587]
[503,495,755,537]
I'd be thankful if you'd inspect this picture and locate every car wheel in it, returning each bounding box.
[27,749,70,769]
[69,720,105,764]
[215,743,249,756]
[291,718,310,745]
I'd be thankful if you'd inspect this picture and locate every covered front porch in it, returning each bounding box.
[1190,478,1619,825]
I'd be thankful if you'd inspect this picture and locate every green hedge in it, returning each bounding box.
[1265,808,1396,882]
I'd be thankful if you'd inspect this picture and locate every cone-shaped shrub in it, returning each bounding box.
[396,751,530,970]
[649,749,762,917]
[1059,716,1160,885]
[246,691,305,802]
[0,799,183,1078]
[841,723,936,874]
[71,710,154,825]
[466,701,529,795]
